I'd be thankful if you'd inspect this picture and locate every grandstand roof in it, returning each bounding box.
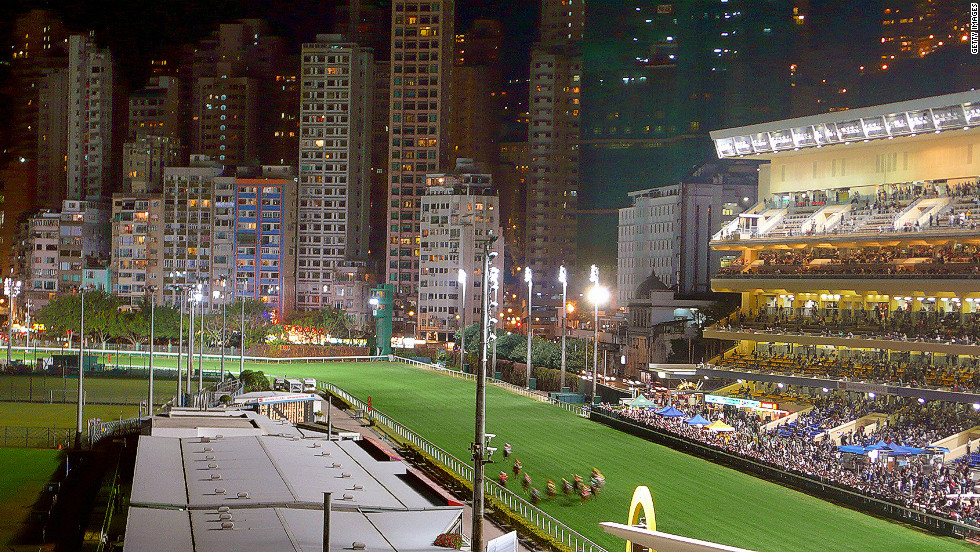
[709,90,980,159]
[124,415,464,552]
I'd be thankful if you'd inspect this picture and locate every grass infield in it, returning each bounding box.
[0,449,61,546]
[0,402,139,428]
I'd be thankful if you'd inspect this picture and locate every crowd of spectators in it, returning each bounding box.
[596,395,980,528]
[723,181,980,240]
[721,306,980,346]
[718,244,980,277]
[718,350,980,393]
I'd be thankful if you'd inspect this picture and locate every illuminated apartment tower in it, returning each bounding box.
[67,33,119,204]
[880,0,968,61]
[183,20,288,167]
[295,35,374,310]
[385,0,455,323]
[526,0,583,326]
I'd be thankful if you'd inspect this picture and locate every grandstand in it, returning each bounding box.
[705,91,980,401]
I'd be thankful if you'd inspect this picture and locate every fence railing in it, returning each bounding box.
[6,345,389,366]
[319,381,608,552]
[0,425,73,448]
[88,416,148,448]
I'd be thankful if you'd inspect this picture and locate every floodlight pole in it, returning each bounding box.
[75,286,86,449]
[148,288,156,414]
[458,269,466,371]
[239,297,246,376]
[472,234,496,552]
[590,265,600,400]
[559,266,567,390]
[187,293,195,404]
[177,289,184,406]
[524,267,532,389]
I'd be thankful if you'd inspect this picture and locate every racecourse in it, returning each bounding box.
[1,351,973,552]
[272,360,970,552]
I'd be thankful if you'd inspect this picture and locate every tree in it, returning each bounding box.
[288,307,355,343]
[238,369,271,392]
[36,290,122,345]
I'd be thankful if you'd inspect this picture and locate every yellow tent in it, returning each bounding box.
[706,420,735,433]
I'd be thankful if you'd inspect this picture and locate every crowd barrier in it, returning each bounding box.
[591,409,980,541]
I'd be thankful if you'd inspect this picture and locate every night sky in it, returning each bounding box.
[7,0,537,89]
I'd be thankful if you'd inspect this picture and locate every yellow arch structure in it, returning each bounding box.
[626,486,656,552]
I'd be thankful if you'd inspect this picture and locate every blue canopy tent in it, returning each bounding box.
[685,414,710,426]
[837,445,868,455]
[884,443,925,456]
[656,406,686,418]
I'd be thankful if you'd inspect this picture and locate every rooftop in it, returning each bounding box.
[125,414,463,552]
[710,90,980,159]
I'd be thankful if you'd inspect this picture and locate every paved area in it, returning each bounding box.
[317,397,536,552]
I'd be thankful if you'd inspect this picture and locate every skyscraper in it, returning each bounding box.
[525,0,583,330]
[295,34,374,310]
[67,33,120,204]
[418,161,502,341]
[181,20,289,168]
[449,19,502,165]
[385,0,455,327]
[579,1,806,264]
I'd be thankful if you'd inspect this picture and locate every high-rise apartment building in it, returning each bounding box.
[525,0,584,325]
[182,20,289,168]
[385,0,455,324]
[110,194,165,304]
[128,76,183,141]
[449,19,502,164]
[296,35,374,311]
[25,200,108,307]
[160,157,235,310]
[880,0,969,61]
[235,169,298,319]
[122,136,183,194]
[35,68,69,210]
[8,10,68,163]
[67,33,120,204]
[369,60,392,265]
[418,161,502,341]
[617,161,758,303]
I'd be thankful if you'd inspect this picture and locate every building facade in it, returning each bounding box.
[617,161,758,303]
[296,35,374,311]
[385,0,456,319]
[525,0,584,326]
[110,194,165,304]
[418,162,502,341]
[67,33,119,204]
[160,157,234,310]
[122,136,182,194]
[234,170,298,319]
[25,200,108,307]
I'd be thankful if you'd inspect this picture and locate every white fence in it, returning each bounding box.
[319,381,608,552]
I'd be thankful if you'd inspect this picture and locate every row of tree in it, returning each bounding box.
[33,291,358,350]
[452,324,594,375]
